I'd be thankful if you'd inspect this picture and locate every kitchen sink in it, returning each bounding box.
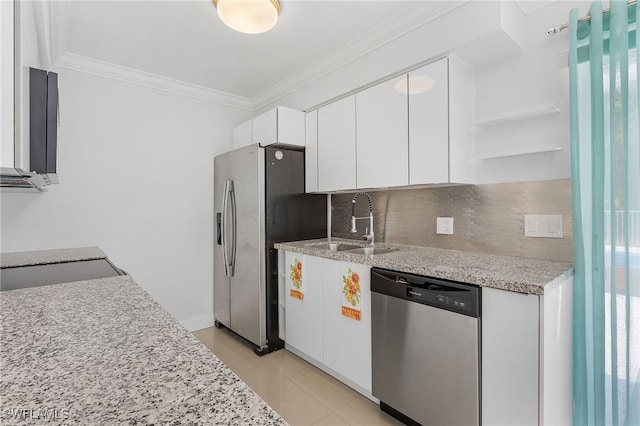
[345,247,397,256]
[310,242,362,252]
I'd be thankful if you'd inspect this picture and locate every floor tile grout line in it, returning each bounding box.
[193,327,402,426]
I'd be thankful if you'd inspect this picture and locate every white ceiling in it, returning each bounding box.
[49,1,448,102]
[44,1,554,109]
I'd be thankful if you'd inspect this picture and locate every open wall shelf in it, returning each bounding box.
[478,143,562,160]
[476,104,560,128]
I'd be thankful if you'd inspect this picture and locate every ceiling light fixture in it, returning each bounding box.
[213,0,281,34]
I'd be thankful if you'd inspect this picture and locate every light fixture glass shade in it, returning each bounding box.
[214,0,280,34]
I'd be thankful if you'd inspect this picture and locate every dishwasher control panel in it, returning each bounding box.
[372,267,480,318]
[436,294,468,309]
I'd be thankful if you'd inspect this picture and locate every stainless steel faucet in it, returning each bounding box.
[350,192,374,244]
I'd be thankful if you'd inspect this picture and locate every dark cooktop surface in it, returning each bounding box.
[1,259,124,291]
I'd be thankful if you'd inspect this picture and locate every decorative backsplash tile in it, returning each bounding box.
[331,179,572,262]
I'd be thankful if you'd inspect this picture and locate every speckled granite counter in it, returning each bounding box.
[0,249,287,425]
[0,246,107,269]
[275,239,573,296]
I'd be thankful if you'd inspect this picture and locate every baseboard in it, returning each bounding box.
[180,313,215,332]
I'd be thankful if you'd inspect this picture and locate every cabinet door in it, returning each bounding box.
[253,107,305,147]
[305,110,318,193]
[284,252,323,362]
[275,106,305,147]
[482,287,539,426]
[408,58,449,185]
[1,0,14,167]
[447,55,474,184]
[322,259,372,392]
[317,95,356,192]
[356,77,408,189]
[232,120,252,150]
[252,108,277,146]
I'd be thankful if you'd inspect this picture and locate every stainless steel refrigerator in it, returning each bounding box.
[214,143,327,355]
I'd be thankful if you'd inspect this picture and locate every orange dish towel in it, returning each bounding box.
[289,258,304,300]
[341,268,361,321]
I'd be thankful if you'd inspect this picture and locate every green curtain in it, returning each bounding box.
[570,1,640,425]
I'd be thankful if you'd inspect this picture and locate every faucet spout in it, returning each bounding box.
[350,192,374,244]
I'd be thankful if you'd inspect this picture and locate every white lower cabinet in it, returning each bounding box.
[322,260,372,393]
[282,251,372,396]
[281,250,573,423]
[284,252,323,362]
[482,287,539,426]
[482,279,573,426]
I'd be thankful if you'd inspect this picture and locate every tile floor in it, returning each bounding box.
[192,326,403,426]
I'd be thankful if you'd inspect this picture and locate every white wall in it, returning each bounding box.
[0,69,249,331]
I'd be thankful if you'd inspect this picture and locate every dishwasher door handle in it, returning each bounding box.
[373,269,433,289]
[372,269,399,283]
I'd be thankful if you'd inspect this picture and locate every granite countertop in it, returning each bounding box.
[0,246,107,269]
[0,248,287,425]
[275,239,573,296]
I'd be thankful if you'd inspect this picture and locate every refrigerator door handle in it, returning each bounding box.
[221,180,232,277]
[228,180,237,276]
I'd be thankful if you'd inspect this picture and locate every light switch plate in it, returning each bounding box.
[524,215,563,238]
[436,217,454,235]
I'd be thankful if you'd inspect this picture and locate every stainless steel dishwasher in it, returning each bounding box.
[371,268,481,426]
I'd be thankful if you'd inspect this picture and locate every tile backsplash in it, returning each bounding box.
[331,178,572,262]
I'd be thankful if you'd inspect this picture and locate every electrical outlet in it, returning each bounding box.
[436,217,454,235]
[524,215,563,238]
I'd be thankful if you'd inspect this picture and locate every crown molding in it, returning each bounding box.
[42,2,252,110]
[251,1,468,110]
[45,1,467,112]
[54,52,254,111]
[514,1,557,16]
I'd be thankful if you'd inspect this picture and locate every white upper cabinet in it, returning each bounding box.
[1,0,14,168]
[231,119,252,150]
[231,106,305,152]
[408,58,449,184]
[317,95,356,192]
[252,106,305,147]
[307,55,474,193]
[409,56,475,185]
[305,111,318,193]
[356,77,409,189]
